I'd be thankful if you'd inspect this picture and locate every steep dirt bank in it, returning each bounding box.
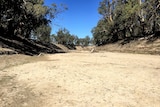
[0,36,65,55]
[0,52,160,107]
[95,39,160,55]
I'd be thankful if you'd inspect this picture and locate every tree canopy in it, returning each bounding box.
[51,28,91,49]
[92,0,160,46]
[0,0,67,55]
[0,0,63,39]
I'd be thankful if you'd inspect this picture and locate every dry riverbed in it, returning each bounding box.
[0,51,160,107]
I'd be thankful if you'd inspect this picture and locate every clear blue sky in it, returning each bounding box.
[44,0,101,38]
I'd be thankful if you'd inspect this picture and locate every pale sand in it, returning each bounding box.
[0,51,160,107]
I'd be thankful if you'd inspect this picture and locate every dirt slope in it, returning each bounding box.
[96,39,160,55]
[0,52,160,107]
[53,43,70,52]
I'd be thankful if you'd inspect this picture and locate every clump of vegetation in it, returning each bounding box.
[0,0,67,55]
[51,28,91,49]
[0,0,92,54]
[92,0,160,46]
[1,0,159,55]
[0,0,59,40]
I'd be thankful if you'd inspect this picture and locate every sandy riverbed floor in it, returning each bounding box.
[0,51,160,107]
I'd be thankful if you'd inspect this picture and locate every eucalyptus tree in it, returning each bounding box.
[114,0,142,38]
[91,19,112,45]
[33,24,51,42]
[92,0,159,46]
[0,0,63,40]
[55,28,69,45]
[79,36,91,46]
[143,0,160,36]
[92,0,117,45]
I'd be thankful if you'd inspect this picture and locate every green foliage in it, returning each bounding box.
[33,24,51,42]
[92,0,160,46]
[53,28,91,47]
[79,36,91,46]
[0,0,66,42]
[55,28,71,45]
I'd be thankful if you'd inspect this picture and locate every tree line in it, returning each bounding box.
[0,0,91,49]
[0,0,70,41]
[1,0,159,51]
[0,0,70,55]
[51,28,91,48]
[92,0,160,46]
